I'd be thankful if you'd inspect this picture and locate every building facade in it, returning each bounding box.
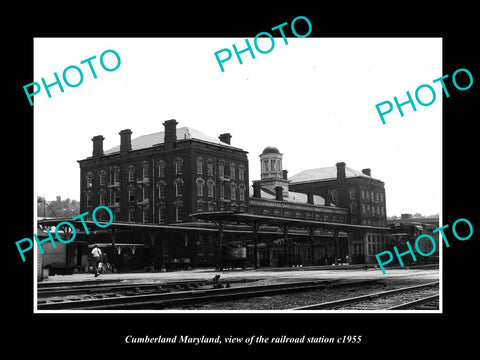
[78,120,249,224]
[289,162,389,264]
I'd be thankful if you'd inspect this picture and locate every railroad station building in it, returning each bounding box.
[39,119,396,275]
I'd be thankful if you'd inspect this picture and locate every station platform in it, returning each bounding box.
[37,263,439,287]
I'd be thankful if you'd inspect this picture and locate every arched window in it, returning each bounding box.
[206,159,214,176]
[207,179,215,198]
[239,184,246,201]
[175,178,184,197]
[128,166,135,182]
[230,182,237,200]
[175,157,183,175]
[85,172,93,188]
[158,160,166,177]
[99,170,107,186]
[238,164,245,181]
[196,157,204,175]
[196,178,205,196]
[158,181,166,199]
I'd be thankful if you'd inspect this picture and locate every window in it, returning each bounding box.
[230,163,236,179]
[143,208,149,223]
[175,158,183,175]
[197,200,205,212]
[207,161,214,177]
[128,187,135,202]
[239,184,246,201]
[238,165,245,181]
[86,191,93,207]
[142,163,149,180]
[159,204,166,224]
[350,202,357,214]
[196,178,205,196]
[175,178,184,197]
[99,190,106,205]
[196,157,203,175]
[207,179,215,198]
[263,159,269,172]
[219,183,224,199]
[371,190,374,201]
[86,173,93,188]
[270,159,276,172]
[143,186,149,202]
[114,190,120,204]
[207,201,215,212]
[176,205,183,222]
[349,188,356,200]
[113,169,120,185]
[129,207,135,222]
[158,181,166,199]
[158,161,166,177]
[331,189,338,202]
[99,170,107,186]
[230,182,237,200]
[128,166,135,182]
[218,160,225,177]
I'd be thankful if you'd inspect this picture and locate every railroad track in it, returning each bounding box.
[37,279,381,310]
[291,281,439,311]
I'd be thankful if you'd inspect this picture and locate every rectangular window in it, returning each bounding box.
[176,181,183,196]
[219,183,224,199]
[114,191,120,204]
[207,163,214,176]
[197,159,203,174]
[218,164,224,177]
[143,187,148,201]
[129,188,135,202]
[143,208,149,223]
[128,169,135,182]
[230,164,235,179]
[176,206,183,222]
[143,166,148,180]
[159,207,166,223]
[113,171,120,185]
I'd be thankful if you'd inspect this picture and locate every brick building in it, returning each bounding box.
[289,163,388,263]
[77,119,249,269]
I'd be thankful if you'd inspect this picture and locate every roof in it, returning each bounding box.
[104,127,231,155]
[249,186,325,205]
[262,146,280,155]
[289,166,372,183]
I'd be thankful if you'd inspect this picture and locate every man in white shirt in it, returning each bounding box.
[91,244,102,277]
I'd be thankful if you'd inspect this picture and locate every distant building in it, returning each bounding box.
[289,162,388,264]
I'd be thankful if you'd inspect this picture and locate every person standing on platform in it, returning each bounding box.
[91,244,102,277]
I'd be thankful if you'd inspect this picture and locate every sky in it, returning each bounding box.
[34,37,442,217]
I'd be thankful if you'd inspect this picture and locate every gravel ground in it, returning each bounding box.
[177,277,439,311]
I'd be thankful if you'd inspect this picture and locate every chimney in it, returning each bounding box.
[336,162,346,181]
[362,168,371,177]
[219,133,232,145]
[119,129,132,153]
[275,186,283,201]
[253,182,261,198]
[282,170,288,180]
[92,135,105,161]
[307,192,314,205]
[163,119,178,149]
